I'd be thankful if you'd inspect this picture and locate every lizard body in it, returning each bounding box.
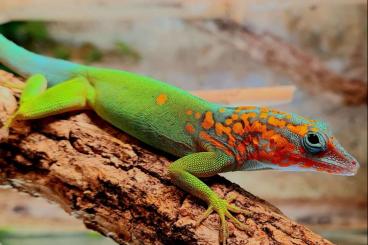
[0,34,359,244]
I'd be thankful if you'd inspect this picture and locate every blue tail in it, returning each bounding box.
[0,34,85,86]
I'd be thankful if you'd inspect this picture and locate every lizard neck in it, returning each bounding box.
[196,105,307,170]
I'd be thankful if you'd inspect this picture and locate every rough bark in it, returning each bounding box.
[0,71,333,244]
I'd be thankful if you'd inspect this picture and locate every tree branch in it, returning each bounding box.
[0,71,333,244]
[192,20,367,105]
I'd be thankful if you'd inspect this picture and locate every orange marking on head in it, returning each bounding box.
[241,112,257,120]
[260,108,269,113]
[225,118,233,126]
[269,134,290,148]
[199,131,232,156]
[185,123,195,134]
[201,111,215,130]
[268,116,286,128]
[186,110,193,115]
[259,112,268,119]
[219,108,225,113]
[232,122,244,135]
[156,94,168,105]
[231,114,239,120]
[194,112,201,119]
[242,106,257,110]
[270,109,283,114]
[287,124,309,136]
[254,138,296,166]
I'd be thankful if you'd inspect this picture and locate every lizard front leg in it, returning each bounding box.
[168,151,251,244]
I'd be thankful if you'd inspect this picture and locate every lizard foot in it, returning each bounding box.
[195,194,252,245]
[0,114,16,140]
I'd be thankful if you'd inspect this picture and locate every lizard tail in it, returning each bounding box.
[0,34,85,86]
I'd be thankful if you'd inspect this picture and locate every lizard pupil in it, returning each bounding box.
[307,133,320,145]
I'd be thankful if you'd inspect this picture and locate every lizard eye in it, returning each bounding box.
[302,132,327,154]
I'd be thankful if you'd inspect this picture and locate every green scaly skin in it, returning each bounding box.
[0,34,359,244]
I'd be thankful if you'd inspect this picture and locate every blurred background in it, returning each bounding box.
[0,1,366,245]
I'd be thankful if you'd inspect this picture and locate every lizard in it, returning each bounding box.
[0,34,360,244]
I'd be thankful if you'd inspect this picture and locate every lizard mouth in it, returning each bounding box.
[312,156,360,176]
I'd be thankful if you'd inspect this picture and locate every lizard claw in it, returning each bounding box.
[195,194,252,245]
[0,126,9,140]
[0,114,15,140]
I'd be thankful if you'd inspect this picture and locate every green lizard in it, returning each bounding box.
[0,34,359,244]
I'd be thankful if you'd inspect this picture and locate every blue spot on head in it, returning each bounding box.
[313,120,331,135]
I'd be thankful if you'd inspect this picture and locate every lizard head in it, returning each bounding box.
[289,121,359,176]
[251,112,360,176]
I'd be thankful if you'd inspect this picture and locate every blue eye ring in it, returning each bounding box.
[302,132,327,154]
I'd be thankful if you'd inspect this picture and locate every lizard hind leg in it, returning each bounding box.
[20,74,48,103]
[1,74,48,133]
[1,75,95,133]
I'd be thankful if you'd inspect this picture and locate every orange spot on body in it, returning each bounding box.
[199,131,232,156]
[237,143,246,155]
[240,112,257,129]
[201,111,215,130]
[231,114,239,120]
[185,123,195,134]
[261,129,275,139]
[186,110,193,115]
[194,112,201,119]
[156,94,168,105]
[250,121,267,133]
[225,118,233,125]
[214,122,235,146]
[219,108,225,113]
[235,143,247,165]
[232,122,244,135]
[215,123,222,136]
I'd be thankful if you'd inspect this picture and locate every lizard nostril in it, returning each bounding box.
[352,160,358,166]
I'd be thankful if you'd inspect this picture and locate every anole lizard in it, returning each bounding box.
[0,34,359,244]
